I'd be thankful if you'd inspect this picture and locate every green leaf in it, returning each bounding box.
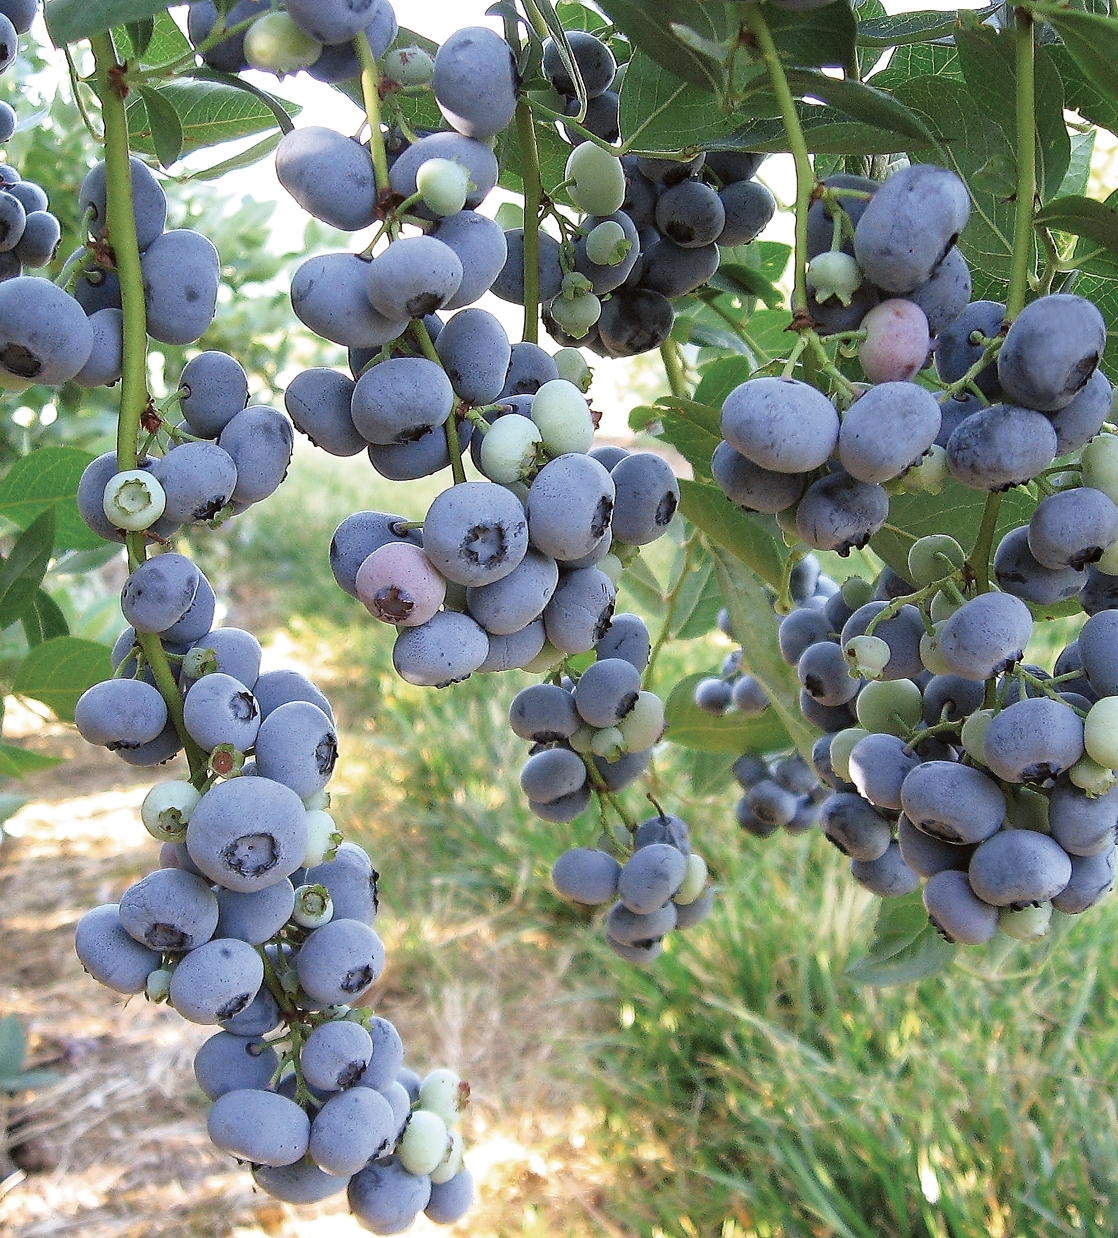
[0,1068,62,1092]
[846,918,956,987]
[785,70,936,145]
[1070,270,1118,383]
[694,355,755,408]
[892,74,1016,299]
[955,26,1069,203]
[619,550,667,617]
[1036,194,1118,258]
[0,445,100,551]
[679,477,786,589]
[709,546,818,761]
[1050,43,1118,139]
[707,261,784,308]
[45,0,169,46]
[868,41,961,93]
[127,77,298,159]
[124,17,155,58]
[685,748,738,796]
[131,9,191,67]
[857,9,959,48]
[0,1014,26,1078]
[595,0,728,91]
[498,112,570,200]
[12,636,114,723]
[665,671,792,753]
[0,510,56,631]
[0,743,62,778]
[1037,5,1118,106]
[185,130,283,181]
[22,589,69,648]
[620,51,741,153]
[869,480,1035,590]
[657,411,720,481]
[136,85,184,168]
[670,550,725,639]
[1059,129,1095,198]
[0,793,26,825]
[765,0,857,73]
[722,106,914,155]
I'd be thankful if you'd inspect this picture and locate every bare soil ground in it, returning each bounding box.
[0,699,618,1238]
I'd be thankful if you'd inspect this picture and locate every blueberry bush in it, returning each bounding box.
[4,0,1118,1229]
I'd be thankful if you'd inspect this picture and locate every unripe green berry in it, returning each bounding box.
[548,289,601,341]
[416,158,470,217]
[806,251,862,307]
[900,444,948,495]
[382,45,435,88]
[429,1129,465,1185]
[479,413,543,484]
[568,723,596,754]
[418,1068,469,1126]
[1096,537,1118,576]
[908,534,966,586]
[617,691,664,752]
[1068,754,1116,796]
[244,11,321,74]
[855,677,923,735]
[553,347,592,392]
[960,708,994,763]
[591,725,624,760]
[302,809,339,867]
[522,640,565,674]
[829,727,869,783]
[840,576,874,609]
[104,470,166,532]
[844,634,891,680]
[531,377,595,454]
[303,789,331,812]
[398,1109,451,1176]
[1083,697,1118,769]
[673,852,708,906]
[585,220,630,267]
[292,884,333,929]
[919,625,953,676]
[998,902,1052,942]
[146,967,173,1002]
[565,143,626,216]
[1081,433,1118,504]
[598,553,624,585]
[141,780,201,843]
[929,589,961,623]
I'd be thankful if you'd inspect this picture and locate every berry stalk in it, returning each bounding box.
[355,31,389,193]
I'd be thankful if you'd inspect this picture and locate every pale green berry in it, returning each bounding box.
[398,1109,451,1176]
[591,725,624,760]
[568,723,596,754]
[522,640,565,674]
[585,220,630,266]
[855,678,923,735]
[418,1068,468,1126]
[480,412,543,484]
[929,589,961,623]
[1009,786,1050,833]
[292,884,333,929]
[141,781,201,843]
[416,158,471,217]
[382,45,435,87]
[553,347,592,392]
[598,553,624,585]
[829,727,869,783]
[244,11,321,74]
[303,789,331,812]
[1083,697,1118,769]
[840,576,874,609]
[1096,537,1118,576]
[617,691,664,752]
[104,470,166,532]
[901,444,948,495]
[146,967,173,1002]
[908,534,966,586]
[919,625,953,676]
[182,646,216,680]
[843,634,890,680]
[1081,433,1118,504]
[673,853,707,906]
[565,142,626,216]
[806,251,862,307]
[301,809,338,867]
[531,377,595,455]
[548,290,602,341]
[429,1129,465,1185]
[998,902,1052,942]
[960,708,994,763]
[1069,753,1118,796]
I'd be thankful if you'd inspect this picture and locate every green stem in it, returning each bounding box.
[355,32,389,194]
[740,3,812,317]
[413,318,466,484]
[660,339,688,398]
[515,98,543,345]
[1006,9,1036,321]
[91,34,147,476]
[970,492,1003,594]
[645,536,696,691]
[526,99,622,153]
